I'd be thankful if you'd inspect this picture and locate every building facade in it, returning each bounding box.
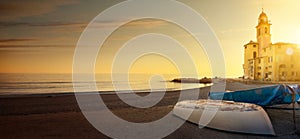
[243,11,300,81]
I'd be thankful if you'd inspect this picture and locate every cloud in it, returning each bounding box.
[91,19,169,28]
[0,18,168,30]
[0,38,36,43]
[0,21,87,29]
[0,19,170,45]
[31,22,86,27]
[0,0,79,21]
[0,44,74,55]
[0,22,28,27]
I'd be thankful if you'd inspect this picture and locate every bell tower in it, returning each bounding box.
[256,9,271,57]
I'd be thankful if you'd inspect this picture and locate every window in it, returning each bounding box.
[258,66,262,70]
[291,64,294,68]
[253,45,256,48]
[292,72,295,76]
[279,64,286,68]
[268,72,272,75]
[258,59,261,64]
[265,27,268,33]
[268,57,273,63]
[253,52,257,59]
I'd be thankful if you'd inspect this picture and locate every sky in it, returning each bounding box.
[0,0,300,77]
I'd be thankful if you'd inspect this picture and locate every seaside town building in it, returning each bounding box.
[243,10,300,81]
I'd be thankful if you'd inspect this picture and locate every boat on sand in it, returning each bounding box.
[173,99,275,135]
[209,85,300,106]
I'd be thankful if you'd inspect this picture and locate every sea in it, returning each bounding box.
[0,73,210,96]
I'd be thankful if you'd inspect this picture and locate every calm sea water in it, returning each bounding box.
[0,73,209,95]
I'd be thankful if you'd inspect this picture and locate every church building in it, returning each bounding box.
[243,10,300,81]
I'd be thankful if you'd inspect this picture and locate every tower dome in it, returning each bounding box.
[259,11,267,19]
[258,11,268,24]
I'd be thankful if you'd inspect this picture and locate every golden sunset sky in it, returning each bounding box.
[0,0,299,77]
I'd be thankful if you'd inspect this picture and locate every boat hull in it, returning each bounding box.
[173,100,275,135]
[209,85,300,106]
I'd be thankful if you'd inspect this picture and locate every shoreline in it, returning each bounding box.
[0,85,211,98]
[0,79,212,98]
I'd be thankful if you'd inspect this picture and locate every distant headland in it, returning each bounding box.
[171,77,212,84]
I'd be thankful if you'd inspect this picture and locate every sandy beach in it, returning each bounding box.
[0,80,299,139]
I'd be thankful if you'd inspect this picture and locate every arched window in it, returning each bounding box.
[253,52,257,59]
[265,27,268,33]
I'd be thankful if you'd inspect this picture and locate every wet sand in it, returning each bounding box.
[0,80,299,138]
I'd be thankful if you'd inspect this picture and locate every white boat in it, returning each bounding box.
[173,99,275,135]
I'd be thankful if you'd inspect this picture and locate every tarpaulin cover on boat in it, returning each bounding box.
[209,85,300,106]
